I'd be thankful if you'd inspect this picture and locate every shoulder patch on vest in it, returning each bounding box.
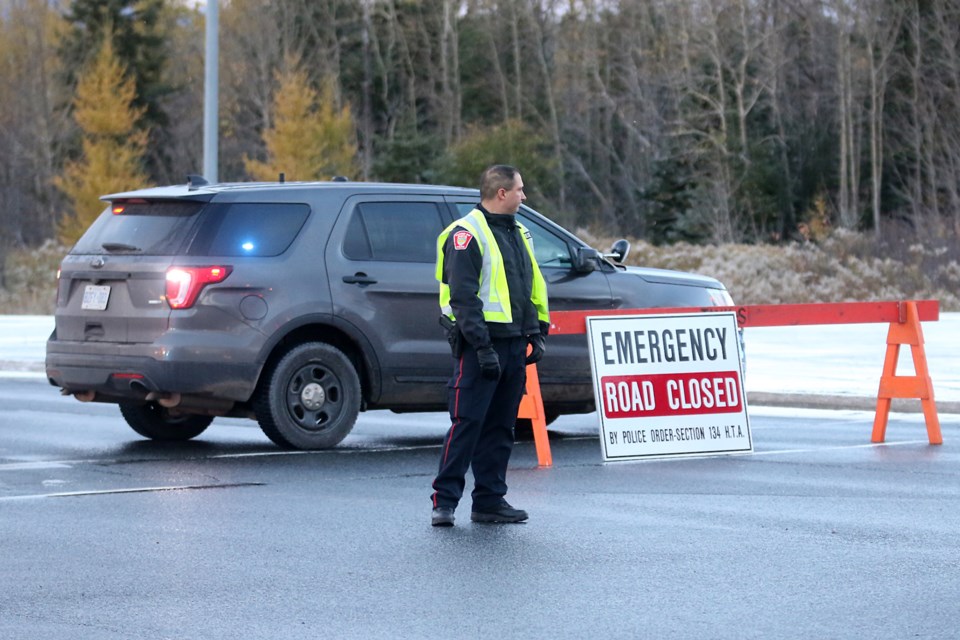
[453,230,473,250]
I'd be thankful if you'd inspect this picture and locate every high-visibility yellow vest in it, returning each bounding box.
[437,209,549,324]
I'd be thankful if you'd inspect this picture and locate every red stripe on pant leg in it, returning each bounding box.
[442,399,460,465]
[433,356,465,509]
[453,356,464,401]
[442,357,464,465]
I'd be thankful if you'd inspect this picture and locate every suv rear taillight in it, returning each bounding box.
[165,266,232,309]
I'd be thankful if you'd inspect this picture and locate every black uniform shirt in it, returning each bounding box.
[442,205,541,348]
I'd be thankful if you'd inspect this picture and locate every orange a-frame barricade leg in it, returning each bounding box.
[871,301,942,444]
[517,361,552,467]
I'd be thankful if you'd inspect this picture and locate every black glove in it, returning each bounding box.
[476,345,501,380]
[525,333,545,365]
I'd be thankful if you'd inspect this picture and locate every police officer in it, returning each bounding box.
[430,164,549,527]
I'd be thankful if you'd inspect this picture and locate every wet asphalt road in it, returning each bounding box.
[1,375,959,640]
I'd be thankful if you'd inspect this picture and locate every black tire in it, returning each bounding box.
[514,407,561,440]
[544,407,561,427]
[119,402,213,441]
[253,342,361,450]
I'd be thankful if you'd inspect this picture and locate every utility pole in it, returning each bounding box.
[203,0,219,183]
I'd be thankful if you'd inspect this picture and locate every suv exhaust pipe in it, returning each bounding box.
[145,391,234,415]
[151,391,181,408]
[73,390,97,403]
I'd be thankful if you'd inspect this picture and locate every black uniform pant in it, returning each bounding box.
[431,336,528,511]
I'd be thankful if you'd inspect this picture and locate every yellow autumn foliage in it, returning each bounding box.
[55,37,148,244]
[245,65,358,182]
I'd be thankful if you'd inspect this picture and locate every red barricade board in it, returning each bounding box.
[549,300,940,335]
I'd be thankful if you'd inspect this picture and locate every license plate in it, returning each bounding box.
[81,284,111,311]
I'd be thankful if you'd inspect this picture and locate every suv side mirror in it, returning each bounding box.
[604,239,630,264]
[573,247,599,273]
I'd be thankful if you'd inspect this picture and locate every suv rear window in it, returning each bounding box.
[185,202,310,257]
[71,200,206,255]
[70,200,310,257]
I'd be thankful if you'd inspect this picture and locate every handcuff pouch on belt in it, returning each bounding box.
[438,315,464,358]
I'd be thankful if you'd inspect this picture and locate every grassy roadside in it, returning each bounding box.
[0,241,65,315]
[580,228,960,311]
[2,231,958,314]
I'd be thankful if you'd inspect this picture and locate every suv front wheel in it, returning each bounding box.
[254,342,361,450]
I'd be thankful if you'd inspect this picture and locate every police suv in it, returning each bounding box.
[45,177,736,450]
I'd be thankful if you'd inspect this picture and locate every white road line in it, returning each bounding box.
[0,461,74,471]
[0,443,440,472]
[742,439,931,457]
[207,450,314,459]
[0,482,264,501]
[207,443,447,459]
[0,437,937,476]
[587,438,935,464]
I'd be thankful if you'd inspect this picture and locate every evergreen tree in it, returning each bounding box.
[245,65,359,182]
[59,0,169,129]
[372,117,443,184]
[433,119,558,211]
[55,37,148,244]
[0,0,69,253]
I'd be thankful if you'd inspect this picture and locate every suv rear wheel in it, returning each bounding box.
[254,342,361,450]
[119,402,214,441]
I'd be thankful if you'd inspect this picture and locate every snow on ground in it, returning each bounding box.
[743,314,960,402]
[0,316,52,373]
[2,313,958,403]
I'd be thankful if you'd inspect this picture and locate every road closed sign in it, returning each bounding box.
[586,312,751,461]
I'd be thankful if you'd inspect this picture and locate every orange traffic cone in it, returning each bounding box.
[517,357,552,467]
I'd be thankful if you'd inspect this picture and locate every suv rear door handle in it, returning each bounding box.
[342,273,377,285]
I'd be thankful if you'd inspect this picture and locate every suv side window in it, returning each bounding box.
[517,213,573,267]
[343,202,444,263]
[186,202,310,257]
[451,202,572,268]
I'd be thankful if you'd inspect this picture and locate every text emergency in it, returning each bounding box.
[599,327,728,365]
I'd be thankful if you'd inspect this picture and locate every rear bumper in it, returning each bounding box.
[45,338,261,402]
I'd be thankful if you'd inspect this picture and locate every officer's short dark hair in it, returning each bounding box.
[479,165,518,200]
